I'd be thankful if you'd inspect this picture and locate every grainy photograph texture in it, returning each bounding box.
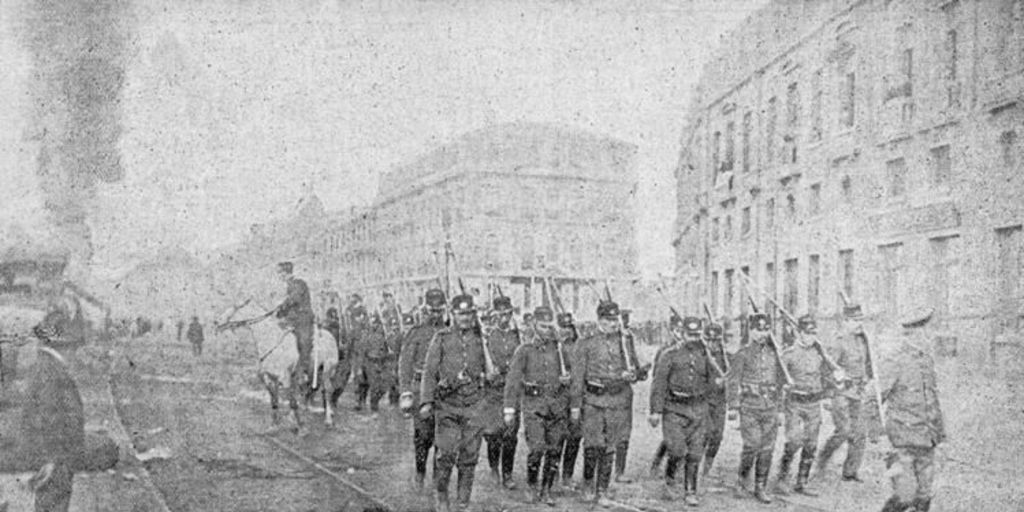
[0,0,1021,511]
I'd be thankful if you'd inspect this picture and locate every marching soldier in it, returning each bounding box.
[648,315,715,506]
[818,303,872,482]
[386,312,404,407]
[419,294,490,512]
[348,302,371,411]
[398,289,447,491]
[482,296,522,490]
[360,313,399,413]
[701,321,728,479]
[775,314,832,496]
[879,308,945,512]
[613,310,640,484]
[729,313,787,504]
[556,312,583,490]
[273,262,315,398]
[503,306,572,505]
[647,315,685,478]
[322,306,352,407]
[569,300,645,504]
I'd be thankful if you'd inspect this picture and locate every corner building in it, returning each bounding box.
[674,0,1024,366]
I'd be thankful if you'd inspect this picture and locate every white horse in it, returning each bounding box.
[214,299,341,430]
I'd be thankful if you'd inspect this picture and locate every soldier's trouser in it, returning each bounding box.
[365,359,395,411]
[891,446,935,501]
[739,406,779,483]
[614,405,633,476]
[35,461,73,512]
[484,413,519,481]
[704,393,727,463]
[780,398,822,480]
[581,402,631,450]
[663,409,706,486]
[561,418,583,479]
[413,407,435,479]
[354,367,369,407]
[523,411,568,490]
[821,395,865,477]
[433,407,484,501]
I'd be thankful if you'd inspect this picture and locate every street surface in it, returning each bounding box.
[80,329,1024,512]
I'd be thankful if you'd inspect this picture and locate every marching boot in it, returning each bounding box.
[913,497,932,512]
[683,456,700,507]
[774,442,799,495]
[880,496,907,512]
[650,442,667,478]
[354,380,369,411]
[753,452,773,504]
[414,471,425,493]
[596,450,615,505]
[736,447,756,494]
[456,466,475,510]
[485,437,501,484]
[614,441,633,483]
[582,447,599,501]
[435,458,454,512]
[562,436,581,484]
[663,455,683,500]
[501,435,518,490]
[794,450,819,496]
[434,491,451,512]
[702,454,715,477]
[540,454,559,506]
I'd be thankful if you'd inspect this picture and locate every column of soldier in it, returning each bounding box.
[321,282,943,512]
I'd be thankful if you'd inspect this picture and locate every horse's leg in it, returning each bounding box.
[323,369,334,427]
[288,368,303,434]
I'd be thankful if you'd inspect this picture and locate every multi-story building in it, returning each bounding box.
[310,122,640,319]
[674,0,1024,365]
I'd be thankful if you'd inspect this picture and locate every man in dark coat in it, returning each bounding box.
[186,316,204,356]
[273,262,315,398]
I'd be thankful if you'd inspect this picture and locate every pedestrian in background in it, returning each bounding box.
[187,316,204,356]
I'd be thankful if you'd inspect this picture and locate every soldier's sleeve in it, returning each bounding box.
[877,349,902,404]
[419,333,443,405]
[398,328,416,393]
[649,350,669,414]
[503,345,527,410]
[569,339,587,409]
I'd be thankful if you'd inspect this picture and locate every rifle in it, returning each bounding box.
[545,277,570,379]
[740,282,794,386]
[838,290,885,425]
[460,277,498,380]
[604,281,646,378]
[760,294,843,376]
[652,284,726,378]
[494,283,521,338]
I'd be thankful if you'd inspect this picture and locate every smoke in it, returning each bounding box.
[19,0,132,276]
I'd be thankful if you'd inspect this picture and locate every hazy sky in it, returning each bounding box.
[1,0,766,280]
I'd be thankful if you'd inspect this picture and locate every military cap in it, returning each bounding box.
[843,303,865,319]
[668,314,685,330]
[682,316,702,335]
[557,312,575,328]
[277,261,294,273]
[382,291,393,298]
[493,296,513,312]
[900,307,933,329]
[523,313,534,323]
[798,314,817,331]
[533,306,555,323]
[704,322,724,339]
[424,288,446,309]
[451,294,475,314]
[596,300,620,319]
[749,313,772,331]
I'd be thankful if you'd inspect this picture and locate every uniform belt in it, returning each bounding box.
[667,390,706,404]
[523,382,565,398]
[740,382,779,397]
[585,380,628,396]
[788,390,825,403]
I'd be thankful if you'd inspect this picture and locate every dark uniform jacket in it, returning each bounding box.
[569,330,639,410]
[729,341,786,410]
[420,328,487,409]
[881,344,945,448]
[484,328,520,390]
[782,344,829,398]
[504,337,570,414]
[650,342,713,417]
[186,321,204,345]
[398,322,445,397]
[705,338,728,398]
[277,278,313,327]
[832,332,871,399]
[360,326,396,362]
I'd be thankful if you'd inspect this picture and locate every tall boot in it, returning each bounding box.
[526,451,543,502]
[485,435,501,482]
[650,442,667,478]
[774,442,798,495]
[597,450,614,496]
[663,455,683,500]
[435,455,455,512]
[582,446,599,498]
[614,441,633,483]
[561,436,581,484]
[753,451,773,504]
[702,454,715,477]
[794,448,819,496]
[501,434,518,489]
[737,447,756,492]
[456,465,475,510]
[684,456,701,507]
[913,497,932,512]
[354,379,369,411]
[540,451,559,505]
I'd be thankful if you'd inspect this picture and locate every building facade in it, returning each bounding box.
[312,123,640,319]
[674,0,1024,365]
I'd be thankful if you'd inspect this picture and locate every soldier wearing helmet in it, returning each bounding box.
[729,312,787,504]
[419,294,489,512]
[648,314,714,506]
[482,295,522,490]
[398,288,448,492]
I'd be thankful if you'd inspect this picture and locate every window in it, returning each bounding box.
[765,262,777,304]
[930,236,958,326]
[711,271,720,316]
[931,145,951,185]
[742,206,751,236]
[784,258,799,313]
[879,243,903,320]
[838,249,854,304]
[841,175,853,202]
[945,29,959,108]
[808,254,821,314]
[887,158,907,197]
[765,198,775,229]
[996,225,1023,334]
[520,234,535,270]
[725,121,735,172]
[840,72,856,128]
[810,183,822,214]
[786,193,797,219]
[712,217,720,243]
[725,215,733,241]
[767,97,778,166]
[1001,130,1018,168]
[785,82,800,163]
[725,269,735,318]
[712,131,721,176]
[742,111,752,172]
[811,69,823,142]
[740,266,751,315]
